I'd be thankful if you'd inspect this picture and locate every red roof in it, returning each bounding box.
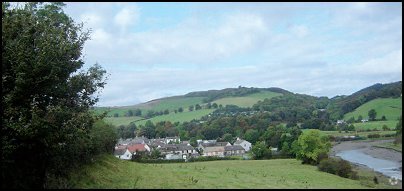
[127,144,146,153]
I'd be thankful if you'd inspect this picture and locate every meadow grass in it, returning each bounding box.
[136,96,206,112]
[134,109,215,126]
[302,129,396,138]
[353,120,399,131]
[213,91,282,108]
[93,97,206,117]
[343,97,402,121]
[69,154,370,189]
[103,116,144,127]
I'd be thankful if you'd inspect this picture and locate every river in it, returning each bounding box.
[331,139,402,181]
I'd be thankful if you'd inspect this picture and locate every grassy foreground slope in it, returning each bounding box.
[213,91,282,108]
[343,97,402,121]
[68,155,368,189]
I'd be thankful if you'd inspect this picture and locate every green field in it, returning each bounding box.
[94,97,206,117]
[352,120,399,131]
[134,109,215,126]
[344,98,402,121]
[136,96,206,112]
[103,116,144,127]
[213,91,282,108]
[302,129,396,138]
[68,154,369,189]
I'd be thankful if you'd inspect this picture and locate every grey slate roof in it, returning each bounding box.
[113,148,127,156]
[224,145,245,151]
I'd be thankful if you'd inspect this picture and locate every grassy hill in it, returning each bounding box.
[96,89,284,127]
[68,154,370,189]
[134,109,215,126]
[342,97,401,130]
[103,116,144,127]
[343,97,402,121]
[213,91,282,108]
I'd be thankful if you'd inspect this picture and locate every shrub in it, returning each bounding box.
[318,158,357,179]
[367,134,381,139]
[318,158,338,174]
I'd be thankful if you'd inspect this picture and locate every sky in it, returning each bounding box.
[56,2,402,107]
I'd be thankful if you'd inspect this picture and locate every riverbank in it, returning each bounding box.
[331,139,402,165]
[330,139,402,189]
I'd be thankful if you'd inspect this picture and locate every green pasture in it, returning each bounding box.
[68,154,369,189]
[213,91,282,108]
[103,116,144,127]
[344,97,402,121]
[134,109,215,126]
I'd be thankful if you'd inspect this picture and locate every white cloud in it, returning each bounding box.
[79,13,103,29]
[355,49,402,75]
[114,6,140,32]
[61,3,401,106]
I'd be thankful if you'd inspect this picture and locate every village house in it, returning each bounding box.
[233,138,252,152]
[224,145,245,156]
[114,148,132,160]
[202,146,225,157]
[198,141,231,151]
[165,136,181,144]
[158,144,198,160]
[127,144,151,154]
[336,120,345,125]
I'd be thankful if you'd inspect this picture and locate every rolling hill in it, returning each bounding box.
[95,87,287,126]
[343,97,402,121]
[343,97,402,130]
[95,81,402,127]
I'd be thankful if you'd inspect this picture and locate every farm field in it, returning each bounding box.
[213,91,282,108]
[134,109,215,126]
[94,97,206,117]
[343,98,402,121]
[352,120,399,131]
[103,116,144,127]
[68,154,369,189]
[321,130,396,137]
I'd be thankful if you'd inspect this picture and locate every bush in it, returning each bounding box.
[135,159,186,163]
[188,156,238,162]
[318,158,338,174]
[318,158,357,179]
[367,134,381,139]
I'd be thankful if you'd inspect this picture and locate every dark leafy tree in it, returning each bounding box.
[368,109,377,121]
[2,2,112,189]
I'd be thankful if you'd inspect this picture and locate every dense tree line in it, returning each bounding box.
[185,86,262,103]
[2,3,116,188]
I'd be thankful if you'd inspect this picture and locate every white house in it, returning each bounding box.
[165,136,181,144]
[114,148,132,160]
[233,138,252,152]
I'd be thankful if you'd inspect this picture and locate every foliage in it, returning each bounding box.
[367,134,381,139]
[251,141,272,160]
[2,2,112,189]
[294,130,331,165]
[368,109,377,121]
[318,158,358,179]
